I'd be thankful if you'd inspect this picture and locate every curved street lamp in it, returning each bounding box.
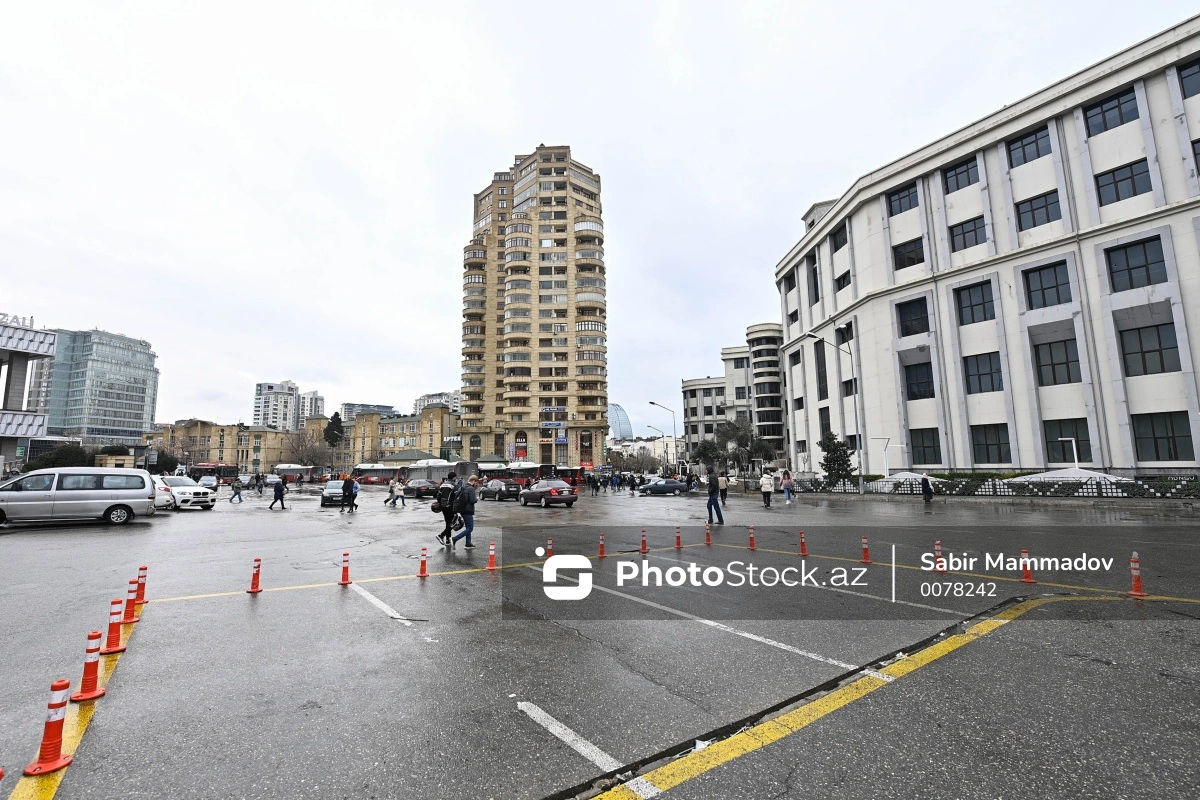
[648,401,677,473]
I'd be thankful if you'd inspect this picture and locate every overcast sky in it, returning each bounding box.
[2,1,1197,436]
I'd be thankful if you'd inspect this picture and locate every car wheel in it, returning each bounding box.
[0,509,6,524]
[104,506,132,525]
[566,501,575,507]
[521,496,528,506]
[673,489,681,496]
[540,496,549,508]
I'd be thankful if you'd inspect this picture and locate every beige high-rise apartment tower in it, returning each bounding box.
[460,145,607,469]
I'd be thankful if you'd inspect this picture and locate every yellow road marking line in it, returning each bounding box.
[708,542,1200,603]
[7,626,134,800]
[595,595,1118,799]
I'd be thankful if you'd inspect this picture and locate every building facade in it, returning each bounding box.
[299,391,325,425]
[459,144,608,469]
[26,329,158,447]
[306,404,461,472]
[776,19,1200,476]
[414,391,462,414]
[253,380,299,432]
[145,420,293,475]
[1,321,56,470]
[339,403,397,422]
[681,323,786,462]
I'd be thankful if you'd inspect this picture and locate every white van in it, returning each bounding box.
[0,467,157,525]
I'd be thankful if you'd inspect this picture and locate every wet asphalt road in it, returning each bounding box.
[0,486,1197,799]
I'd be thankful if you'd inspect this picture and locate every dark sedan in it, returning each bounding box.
[480,479,521,501]
[640,478,688,496]
[519,479,577,508]
[403,479,439,498]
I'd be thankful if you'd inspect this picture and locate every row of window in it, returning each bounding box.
[905,410,1192,465]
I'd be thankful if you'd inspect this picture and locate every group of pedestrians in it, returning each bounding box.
[434,472,478,549]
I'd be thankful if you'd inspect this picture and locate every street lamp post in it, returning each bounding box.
[647,425,666,473]
[1058,437,1080,471]
[803,332,863,495]
[649,401,677,475]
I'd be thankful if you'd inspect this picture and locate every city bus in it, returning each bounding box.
[506,462,557,487]
[558,467,583,487]
[353,463,397,484]
[274,464,331,483]
[400,459,480,484]
[189,463,239,484]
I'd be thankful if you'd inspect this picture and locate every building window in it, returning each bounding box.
[1181,57,1200,99]
[1084,87,1139,137]
[704,423,714,434]
[703,406,713,416]
[971,424,1011,464]
[910,428,941,465]
[1133,411,1194,461]
[943,157,979,194]
[841,378,857,397]
[787,351,802,367]
[893,238,924,270]
[1024,262,1071,309]
[955,281,995,325]
[904,362,935,401]
[793,398,804,410]
[963,352,1004,394]
[702,388,712,397]
[1007,126,1052,167]
[887,183,919,216]
[835,272,851,291]
[689,424,699,435]
[807,256,821,305]
[1120,323,1180,377]
[897,298,930,337]
[814,340,828,401]
[1096,160,1152,206]
[818,406,831,436]
[783,273,796,292]
[830,225,848,252]
[1034,339,1082,386]
[1016,191,1062,231]
[835,322,854,345]
[1107,238,1167,292]
[787,310,799,325]
[735,386,747,400]
[1044,419,1091,463]
[949,216,987,252]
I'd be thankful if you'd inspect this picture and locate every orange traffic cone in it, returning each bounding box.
[748,527,756,551]
[799,530,808,557]
[487,542,496,571]
[1020,549,1037,584]
[121,579,140,624]
[705,523,712,546]
[70,631,106,702]
[247,558,263,595]
[861,535,871,565]
[598,532,606,559]
[418,547,428,579]
[135,565,148,605]
[640,530,648,555]
[546,537,553,558]
[934,541,947,574]
[23,680,73,775]
[338,552,352,586]
[1128,551,1148,597]
[675,528,682,550]
[99,599,126,655]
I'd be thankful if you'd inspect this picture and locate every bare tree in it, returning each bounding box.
[284,427,334,467]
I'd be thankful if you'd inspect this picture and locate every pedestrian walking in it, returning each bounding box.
[781,470,794,505]
[706,467,724,525]
[349,476,360,511]
[760,472,774,508]
[268,477,287,510]
[256,475,264,495]
[386,478,404,507]
[230,477,244,503]
[451,475,479,549]
[920,473,934,505]
[435,472,459,546]
[718,473,729,506]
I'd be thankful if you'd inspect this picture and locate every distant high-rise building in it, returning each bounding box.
[414,391,462,414]
[26,328,159,447]
[253,380,300,431]
[340,402,397,422]
[299,391,325,426]
[459,144,607,467]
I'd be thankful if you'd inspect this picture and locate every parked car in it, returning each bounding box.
[153,475,216,511]
[237,474,255,487]
[479,479,521,501]
[263,475,282,486]
[519,479,577,508]
[403,479,439,498]
[197,476,219,491]
[640,478,688,496]
[320,480,345,507]
[0,468,156,525]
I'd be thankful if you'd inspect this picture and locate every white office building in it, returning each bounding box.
[253,380,300,432]
[414,391,462,415]
[299,391,324,426]
[776,18,1200,476]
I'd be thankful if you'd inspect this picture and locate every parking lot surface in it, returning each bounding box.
[1,486,1197,799]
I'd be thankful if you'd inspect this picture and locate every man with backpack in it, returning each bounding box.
[436,472,458,546]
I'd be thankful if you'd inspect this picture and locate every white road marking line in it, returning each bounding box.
[349,583,413,626]
[517,701,624,772]
[526,566,895,683]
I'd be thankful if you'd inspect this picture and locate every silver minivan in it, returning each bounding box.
[0,467,157,525]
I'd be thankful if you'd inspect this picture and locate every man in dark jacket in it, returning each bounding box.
[706,467,724,525]
[451,475,479,549]
[269,477,287,510]
[436,473,458,546]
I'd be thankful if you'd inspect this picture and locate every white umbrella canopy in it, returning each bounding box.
[1006,467,1132,483]
[876,471,945,484]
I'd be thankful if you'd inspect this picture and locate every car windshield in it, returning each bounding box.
[542,480,570,488]
[164,477,198,487]
[326,480,345,490]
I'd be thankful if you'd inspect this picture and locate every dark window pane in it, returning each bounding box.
[1106,238,1166,292]
[893,238,924,270]
[887,183,919,216]
[943,157,979,194]
[904,362,935,401]
[1182,58,1200,99]
[1007,126,1052,167]
[814,340,828,401]
[956,281,995,325]
[1044,418,1092,463]
[1133,411,1194,461]
[1096,160,1152,206]
[1084,88,1140,136]
[909,428,942,465]
[1024,262,1071,309]
[1034,338,1081,386]
[971,424,1011,464]
[1016,191,1062,231]
[831,225,848,252]
[963,352,1004,394]
[1120,323,1181,377]
[949,216,987,252]
[897,298,930,336]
